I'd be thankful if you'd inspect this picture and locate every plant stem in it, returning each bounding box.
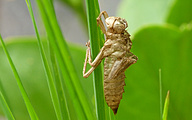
[85,0,105,119]
[162,91,170,120]
[159,68,162,119]
[0,34,39,120]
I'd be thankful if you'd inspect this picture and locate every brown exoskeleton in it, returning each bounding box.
[83,11,138,114]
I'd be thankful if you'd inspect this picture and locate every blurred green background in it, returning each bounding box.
[0,0,192,119]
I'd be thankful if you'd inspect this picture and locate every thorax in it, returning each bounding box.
[103,30,132,59]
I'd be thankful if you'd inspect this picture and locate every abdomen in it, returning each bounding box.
[104,57,126,114]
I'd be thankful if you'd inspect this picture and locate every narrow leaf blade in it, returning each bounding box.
[0,80,15,120]
[36,0,94,119]
[162,91,170,120]
[25,0,64,119]
[85,0,106,119]
[0,34,39,120]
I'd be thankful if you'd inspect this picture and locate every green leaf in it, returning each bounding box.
[49,45,71,120]
[0,35,39,120]
[166,0,192,27]
[114,24,192,119]
[25,0,64,119]
[0,80,15,120]
[117,0,174,33]
[0,37,94,119]
[36,0,95,119]
[162,91,170,120]
[0,37,56,120]
[159,69,163,119]
[85,0,106,119]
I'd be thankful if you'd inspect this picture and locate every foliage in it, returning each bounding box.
[0,0,192,119]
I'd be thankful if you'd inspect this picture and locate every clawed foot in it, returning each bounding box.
[86,41,90,47]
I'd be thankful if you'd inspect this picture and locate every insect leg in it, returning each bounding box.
[98,11,109,19]
[83,50,104,78]
[83,41,97,78]
[83,42,91,78]
[96,11,109,34]
[83,41,106,78]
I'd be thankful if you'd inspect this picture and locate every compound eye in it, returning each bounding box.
[115,20,124,28]
[119,19,128,28]
[105,17,116,28]
[114,21,119,26]
[122,19,128,28]
[113,20,125,33]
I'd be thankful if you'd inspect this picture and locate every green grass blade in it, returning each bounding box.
[159,68,162,119]
[49,46,71,120]
[36,0,94,119]
[85,0,105,119]
[108,107,116,120]
[0,34,39,120]
[162,91,170,120]
[0,80,15,120]
[35,1,84,119]
[25,0,64,120]
[0,92,15,120]
[108,107,112,120]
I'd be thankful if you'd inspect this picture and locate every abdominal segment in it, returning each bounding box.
[104,57,126,114]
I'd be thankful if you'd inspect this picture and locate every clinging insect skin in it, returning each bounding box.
[83,11,138,114]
